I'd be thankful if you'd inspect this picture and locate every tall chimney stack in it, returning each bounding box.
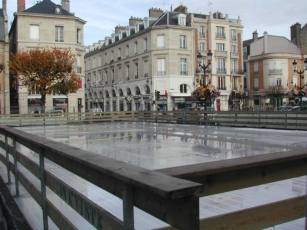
[2,0,6,12]
[61,0,70,12]
[18,0,25,12]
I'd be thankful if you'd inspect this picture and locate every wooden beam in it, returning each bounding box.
[156,149,307,196]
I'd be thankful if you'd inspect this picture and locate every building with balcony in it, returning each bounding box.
[243,30,306,108]
[9,0,86,114]
[85,6,243,111]
[0,0,10,114]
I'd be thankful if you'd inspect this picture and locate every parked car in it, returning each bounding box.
[46,110,64,116]
[289,106,307,111]
[87,108,103,116]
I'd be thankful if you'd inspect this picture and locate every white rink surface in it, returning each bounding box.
[0,122,306,229]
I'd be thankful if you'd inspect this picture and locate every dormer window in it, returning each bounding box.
[54,5,62,14]
[179,16,186,26]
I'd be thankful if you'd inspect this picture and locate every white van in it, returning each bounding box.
[46,110,64,116]
[87,108,102,116]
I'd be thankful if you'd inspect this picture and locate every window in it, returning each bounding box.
[269,61,282,74]
[216,43,225,51]
[118,67,122,82]
[112,70,114,83]
[30,25,39,40]
[254,77,259,90]
[77,28,81,44]
[218,77,226,90]
[105,53,107,64]
[199,43,205,51]
[231,60,237,72]
[230,29,236,41]
[231,45,236,53]
[55,26,64,42]
[144,60,148,78]
[135,42,138,54]
[111,51,114,62]
[77,55,81,73]
[179,16,186,26]
[144,38,148,52]
[217,59,226,72]
[180,58,187,75]
[233,77,238,89]
[93,58,96,68]
[180,35,186,49]
[180,84,187,93]
[216,26,225,38]
[104,71,108,83]
[277,78,282,86]
[157,35,164,49]
[118,48,121,59]
[135,63,138,79]
[98,71,102,82]
[157,58,166,75]
[254,62,259,75]
[126,45,129,57]
[244,62,247,72]
[199,26,205,38]
[126,65,130,79]
[243,47,247,56]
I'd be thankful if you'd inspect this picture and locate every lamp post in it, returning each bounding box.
[292,58,307,107]
[197,50,213,110]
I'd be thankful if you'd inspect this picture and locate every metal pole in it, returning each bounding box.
[13,136,19,196]
[5,133,11,184]
[123,183,134,230]
[39,147,48,230]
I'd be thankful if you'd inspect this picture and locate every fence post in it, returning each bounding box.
[13,136,19,196]
[39,147,49,230]
[5,133,11,184]
[123,183,134,230]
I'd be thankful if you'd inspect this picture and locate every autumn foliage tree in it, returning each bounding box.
[8,47,81,113]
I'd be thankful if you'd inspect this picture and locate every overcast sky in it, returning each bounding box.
[6,0,307,47]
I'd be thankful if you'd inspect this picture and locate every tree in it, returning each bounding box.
[8,47,81,113]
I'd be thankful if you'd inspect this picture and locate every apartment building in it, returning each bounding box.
[9,0,86,114]
[0,0,9,114]
[85,6,243,111]
[243,30,306,108]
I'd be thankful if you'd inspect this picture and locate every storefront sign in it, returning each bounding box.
[175,98,185,103]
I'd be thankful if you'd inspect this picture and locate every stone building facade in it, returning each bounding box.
[9,0,86,114]
[85,6,243,111]
[0,0,10,114]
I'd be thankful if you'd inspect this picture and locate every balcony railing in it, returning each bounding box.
[199,33,205,38]
[269,69,282,74]
[180,71,188,75]
[215,50,228,57]
[217,86,227,90]
[230,52,239,59]
[230,36,237,41]
[157,71,166,76]
[254,71,259,76]
[231,69,244,75]
[217,68,227,74]
[216,33,226,39]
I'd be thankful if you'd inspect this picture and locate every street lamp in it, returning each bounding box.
[197,50,212,110]
[292,58,307,107]
[197,50,212,87]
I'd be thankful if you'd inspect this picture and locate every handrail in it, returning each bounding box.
[0,125,203,230]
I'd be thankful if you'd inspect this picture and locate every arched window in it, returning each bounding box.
[112,90,116,97]
[127,88,131,96]
[135,87,141,95]
[180,84,187,93]
[119,89,123,97]
[105,91,110,98]
[145,85,150,94]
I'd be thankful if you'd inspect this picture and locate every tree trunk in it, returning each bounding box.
[40,94,46,113]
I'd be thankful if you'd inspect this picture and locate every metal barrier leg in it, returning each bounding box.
[13,137,19,196]
[123,183,134,230]
[5,133,11,184]
[39,147,49,230]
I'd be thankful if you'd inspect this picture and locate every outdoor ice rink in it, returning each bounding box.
[0,122,306,229]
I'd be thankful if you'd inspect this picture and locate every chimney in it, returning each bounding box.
[61,0,70,12]
[252,30,258,40]
[290,22,301,47]
[129,16,142,26]
[2,0,6,12]
[17,0,25,12]
[263,31,268,53]
[149,7,163,18]
[115,25,126,33]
